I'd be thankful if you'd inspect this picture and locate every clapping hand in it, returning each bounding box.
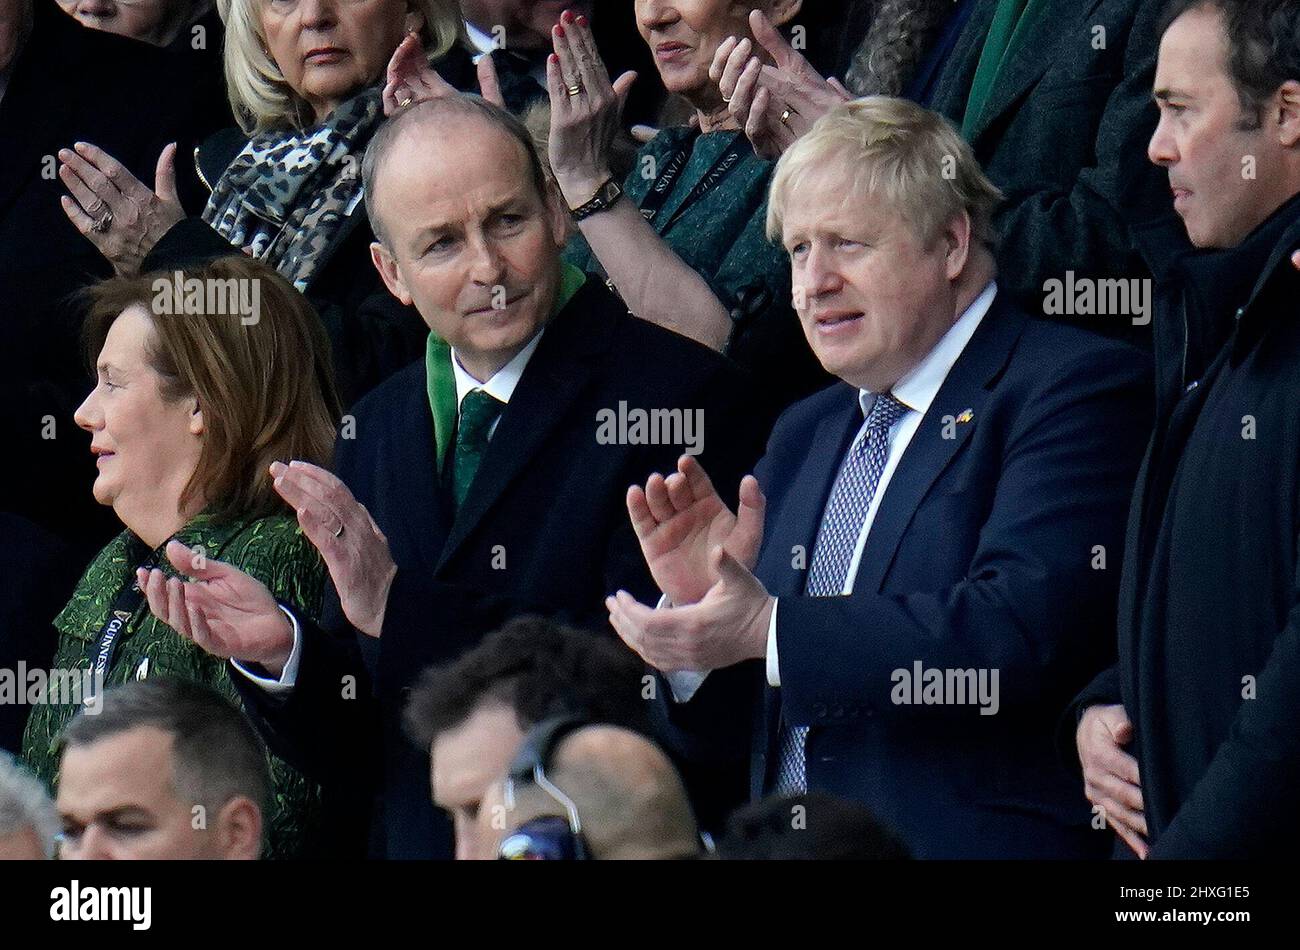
[270,461,396,638]
[710,9,851,160]
[627,454,766,606]
[139,541,294,677]
[59,141,186,275]
[545,8,637,205]
[383,31,505,115]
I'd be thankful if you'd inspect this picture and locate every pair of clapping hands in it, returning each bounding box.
[143,456,774,682]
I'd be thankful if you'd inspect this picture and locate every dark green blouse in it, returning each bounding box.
[21,511,326,860]
[563,126,828,410]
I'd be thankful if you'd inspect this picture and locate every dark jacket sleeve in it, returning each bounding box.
[1150,555,1300,858]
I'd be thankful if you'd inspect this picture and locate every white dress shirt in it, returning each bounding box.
[236,330,547,693]
[669,282,998,702]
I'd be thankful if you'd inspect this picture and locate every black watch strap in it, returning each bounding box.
[569,177,623,221]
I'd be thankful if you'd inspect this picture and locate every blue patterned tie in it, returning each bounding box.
[772,392,910,794]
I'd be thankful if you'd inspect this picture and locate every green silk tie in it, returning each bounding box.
[452,388,505,510]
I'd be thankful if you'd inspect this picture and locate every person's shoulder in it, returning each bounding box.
[348,357,429,422]
[1015,314,1151,382]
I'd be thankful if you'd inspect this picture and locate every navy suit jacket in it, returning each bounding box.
[734,292,1150,858]
[236,280,770,857]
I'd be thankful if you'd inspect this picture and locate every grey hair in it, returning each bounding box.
[767,96,1004,249]
[362,93,551,248]
[845,0,956,96]
[0,751,58,859]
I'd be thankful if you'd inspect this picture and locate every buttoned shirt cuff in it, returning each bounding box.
[231,605,302,695]
[655,593,710,703]
[766,598,780,687]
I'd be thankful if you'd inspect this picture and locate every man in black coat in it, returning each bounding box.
[1070,0,1300,859]
[136,94,770,858]
[0,0,206,553]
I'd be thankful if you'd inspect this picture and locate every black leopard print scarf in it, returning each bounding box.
[202,88,384,291]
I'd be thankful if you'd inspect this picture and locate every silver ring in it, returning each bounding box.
[721,93,732,103]
[333,522,345,539]
[91,209,113,233]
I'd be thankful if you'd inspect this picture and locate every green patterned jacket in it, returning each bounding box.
[21,512,326,859]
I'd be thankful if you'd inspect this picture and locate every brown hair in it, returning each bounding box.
[82,256,341,522]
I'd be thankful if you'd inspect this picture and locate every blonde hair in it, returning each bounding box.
[767,97,1004,248]
[218,0,465,133]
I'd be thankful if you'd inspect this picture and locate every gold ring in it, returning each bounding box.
[398,95,413,107]
[333,522,345,539]
[566,83,583,97]
[721,93,732,103]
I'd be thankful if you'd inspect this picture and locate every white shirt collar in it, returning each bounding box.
[860,281,998,418]
[451,329,545,414]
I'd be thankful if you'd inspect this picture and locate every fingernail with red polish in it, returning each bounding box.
[577,15,588,27]
[555,23,565,37]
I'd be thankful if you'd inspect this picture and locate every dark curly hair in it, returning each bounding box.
[1159,0,1300,129]
[402,616,651,750]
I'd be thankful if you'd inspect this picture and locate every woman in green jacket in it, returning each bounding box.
[22,255,341,859]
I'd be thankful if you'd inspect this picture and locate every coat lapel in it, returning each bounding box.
[853,298,1027,597]
[435,285,610,571]
[966,0,1105,146]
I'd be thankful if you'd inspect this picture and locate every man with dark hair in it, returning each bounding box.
[53,678,266,860]
[715,791,911,861]
[400,615,650,856]
[1071,0,1300,859]
[139,93,767,858]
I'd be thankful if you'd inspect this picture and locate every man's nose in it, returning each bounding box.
[803,245,844,299]
[70,825,114,860]
[1148,116,1177,167]
[467,238,507,285]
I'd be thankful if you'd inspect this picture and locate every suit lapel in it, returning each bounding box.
[435,285,610,571]
[966,0,1105,146]
[853,298,1027,597]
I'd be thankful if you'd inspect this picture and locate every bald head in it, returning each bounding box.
[483,725,701,860]
[362,94,550,248]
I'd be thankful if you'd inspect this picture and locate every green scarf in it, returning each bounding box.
[961,0,1051,139]
[425,263,587,467]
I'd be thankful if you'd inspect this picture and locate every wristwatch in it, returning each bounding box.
[569,177,623,221]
